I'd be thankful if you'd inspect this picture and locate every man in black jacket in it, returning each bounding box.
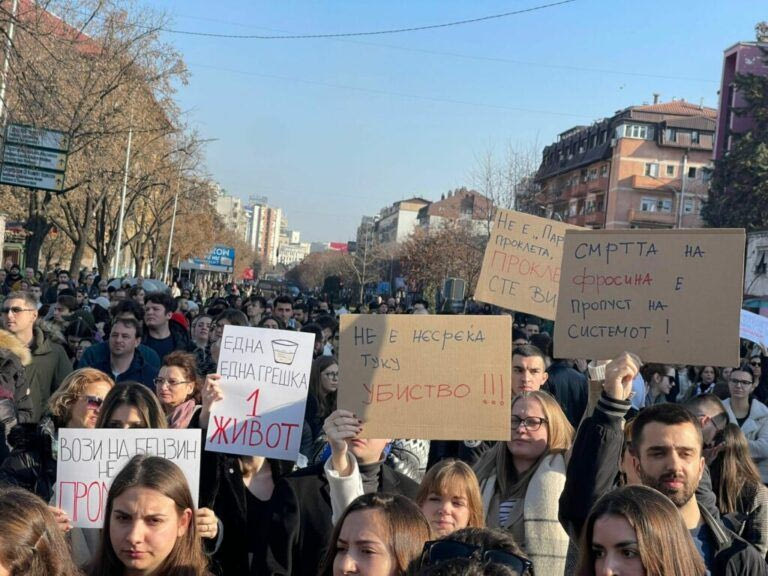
[260,436,419,576]
[560,353,766,575]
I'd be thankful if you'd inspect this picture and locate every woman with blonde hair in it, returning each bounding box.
[578,485,706,576]
[323,410,484,537]
[0,486,83,576]
[473,390,573,576]
[0,368,114,499]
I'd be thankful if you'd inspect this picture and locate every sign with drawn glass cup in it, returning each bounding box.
[338,315,512,440]
[553,229,745,366]
[475,208,580,320]
[205,325,315,460]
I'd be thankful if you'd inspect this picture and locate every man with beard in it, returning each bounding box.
[560,353,765,575]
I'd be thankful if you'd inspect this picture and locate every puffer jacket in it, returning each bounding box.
[0,330,34,463]
[0,416,57,500]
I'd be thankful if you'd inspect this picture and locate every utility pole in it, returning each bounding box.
[163,174,180,284]
[112,120,133,278]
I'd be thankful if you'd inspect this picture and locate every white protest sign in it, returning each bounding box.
[55,428,201,529]
[741,309,768,347]
[205,325,314,460]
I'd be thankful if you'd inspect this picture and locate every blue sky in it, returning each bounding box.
[154,0,765,243]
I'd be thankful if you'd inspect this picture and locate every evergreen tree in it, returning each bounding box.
[703,30,768,230]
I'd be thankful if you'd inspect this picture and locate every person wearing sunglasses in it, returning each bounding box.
[1,291,73,423]
[722,363,768,484]
[418,527,533,576]
[577,485,706,576]
[0,368,114,502]
[474,390,573,576]
[320,492,431,576]
[155,351,201,429]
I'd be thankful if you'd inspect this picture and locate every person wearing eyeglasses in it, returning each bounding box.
[418,527,533,576]
[473,390,573,576]
[301,356,340,462]
[155,351,201,429]
[576,485,706,576]
[722,363,768,484]
[1,291,72,423]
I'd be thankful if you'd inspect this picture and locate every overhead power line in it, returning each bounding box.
[158,1,577,39]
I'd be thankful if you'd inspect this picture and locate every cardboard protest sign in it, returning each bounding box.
[553,229,744,366]
[741,309,768,348]
[475,209,579,320]
[205,325,314,460]
[56,428,201,528]
[339,315,511,440]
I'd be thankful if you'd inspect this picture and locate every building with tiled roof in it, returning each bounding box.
[534,98,716,229]
[416,188,492,235]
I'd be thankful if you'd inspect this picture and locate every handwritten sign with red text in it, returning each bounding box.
[205,325,315,460]
[339,315,511,440]
[475,209,580,319]
[56,428,200,528]
[553,229,744,366]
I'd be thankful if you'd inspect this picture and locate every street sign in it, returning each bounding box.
[5,123,69,152]
[0,123,70,193]
[0,164,64,192]
[3,144,67,172]
[180,245,236,274]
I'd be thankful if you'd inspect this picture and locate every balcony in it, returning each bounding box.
[584,211,605,226]
[631,175,682,191]
[628,208,676,227]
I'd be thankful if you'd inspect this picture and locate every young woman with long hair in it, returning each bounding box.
[473,390,573,575]
[301,356,340,459]
[89,455,209,576]
[577,485,706,576]
[321,493,431,576]
[0,486,82,576]
[710,423,768,556]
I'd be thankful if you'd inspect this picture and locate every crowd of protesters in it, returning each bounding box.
[0,263,766,575]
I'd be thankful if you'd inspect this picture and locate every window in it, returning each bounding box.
[688,166,697,179]
[644,163,660,177]
[684,198,695,214]
[666,165,675,177]
[580,169,588,183]
[588,168,598,181]
[599,130,607,144]
[658,199,672,213]
[641,197,656,212]
[600,164,609,177]
[627,124,649,139]
[666,128,677,142]
[691,130,700,144]
[569,200,578,217]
